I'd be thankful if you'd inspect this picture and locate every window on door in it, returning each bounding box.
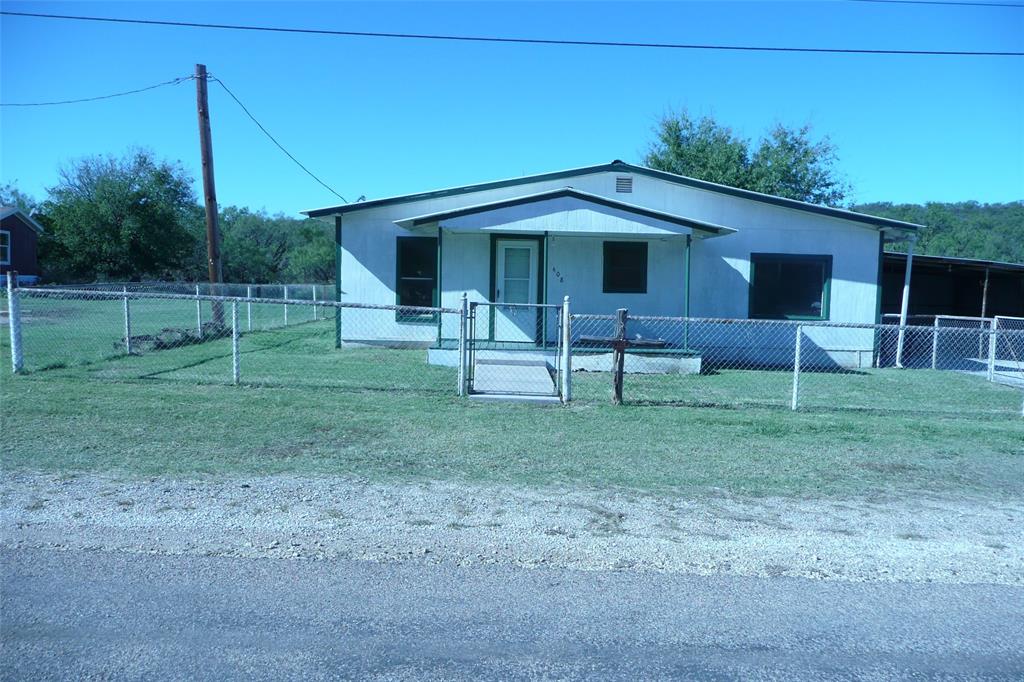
[603,241,648,294]
[395,236,437,323]
[500,245,534,303]
[749,253,832,320]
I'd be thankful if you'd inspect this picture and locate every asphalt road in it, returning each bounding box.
[2,548,1023,681]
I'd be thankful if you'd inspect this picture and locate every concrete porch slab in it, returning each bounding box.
[471,358,557,396]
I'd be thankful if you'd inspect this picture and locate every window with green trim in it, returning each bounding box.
[603,241,648,294]
[396,236,437,323]
[749,253,831,320]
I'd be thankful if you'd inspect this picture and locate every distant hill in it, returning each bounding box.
[853,201,1024,264]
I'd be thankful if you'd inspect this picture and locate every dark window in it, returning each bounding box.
[749,254,832,320]
[396,236,437,322]
[603,241,648,294]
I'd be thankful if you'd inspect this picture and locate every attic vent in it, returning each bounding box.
[615,176,633,193]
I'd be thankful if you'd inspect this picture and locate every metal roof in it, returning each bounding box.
[884,251,1024,274]
[302,160,923,234]
[393,187,737,238]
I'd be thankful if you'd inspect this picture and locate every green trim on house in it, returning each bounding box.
[436,228,443,345]
[748,253,833,321]
[542,231,549,348]
[683,235,692,318]
[487,233,546,343]
[394,235,439,325]
[305,160,922,234]
[334,216,342,349]
[684,234,691,349]
[875,232,885,324]
[601,241,649,294]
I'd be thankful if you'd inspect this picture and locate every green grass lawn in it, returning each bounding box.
[2,315,1023,500]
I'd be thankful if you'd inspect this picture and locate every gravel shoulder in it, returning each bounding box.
[2,472,1021,586]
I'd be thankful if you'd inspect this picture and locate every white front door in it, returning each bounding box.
[494,239,539,342]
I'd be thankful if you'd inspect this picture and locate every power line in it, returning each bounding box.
[0,75,194,107]
[208,75,347,203]
[1,10,1021,56]
[847,0,1024,8]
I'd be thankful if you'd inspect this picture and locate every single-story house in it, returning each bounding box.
[303,160,922,369]
[0,206,44,285]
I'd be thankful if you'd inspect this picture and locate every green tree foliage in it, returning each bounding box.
[644,110,848,206]
[39,150,202,281]
[8,149,338,284]
[218,207,333,283]
[0,183,40,214]
[282,221,335,282]
[854,201,1024,264]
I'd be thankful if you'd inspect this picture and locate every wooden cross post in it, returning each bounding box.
[612,308,628,405]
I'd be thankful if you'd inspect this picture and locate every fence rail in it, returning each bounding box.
[3,281,1022,418]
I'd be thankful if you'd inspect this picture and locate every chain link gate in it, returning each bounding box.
[466,301,565,400]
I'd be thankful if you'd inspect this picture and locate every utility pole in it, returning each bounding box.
[196,63,224,325]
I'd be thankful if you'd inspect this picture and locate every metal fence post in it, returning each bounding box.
[122,285,133,355]
[6,271,23,373]
[791,324,803,411]
[895,323,906,369]
[283,285,289,326]
[457,293,468,397]
[561,295,572,403]
[195,284,203,336]
[987,318,998,382]
[931,317,939,370]
[231,300,240,385]
[312,286,318,321]
[246,285,253,332]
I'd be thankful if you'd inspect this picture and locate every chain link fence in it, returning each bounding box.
[569,310,1023,417]
[4,282,1023,418]
[3,283,460,395]
[61,281,335,331]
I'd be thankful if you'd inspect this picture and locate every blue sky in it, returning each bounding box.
[2,1,1022,216]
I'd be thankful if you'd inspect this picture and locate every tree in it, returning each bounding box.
[218,207,293,283]
[644,111,848,206]
[0,183,40,214]
[854,201,1024,263]
[282,221,334,282]
[41,150,201,281]
[217,207,334,283]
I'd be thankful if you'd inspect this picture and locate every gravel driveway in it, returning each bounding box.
[2,472,1021,585]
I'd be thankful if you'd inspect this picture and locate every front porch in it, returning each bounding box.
[393,187,734,395]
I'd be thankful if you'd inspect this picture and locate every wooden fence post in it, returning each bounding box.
[612,308,627,405]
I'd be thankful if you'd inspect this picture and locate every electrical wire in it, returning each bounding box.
[1,10,1021,56]
[0,75,194,107]
[208,75,347,203]
[847,0,1024,8]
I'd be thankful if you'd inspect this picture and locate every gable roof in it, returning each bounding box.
[0,206,44,234]
[394,187,737,238]
[302,160,923,234]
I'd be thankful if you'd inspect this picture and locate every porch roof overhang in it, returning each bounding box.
[393,188,737,239]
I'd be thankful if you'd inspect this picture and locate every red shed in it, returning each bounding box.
[0,206,44,285]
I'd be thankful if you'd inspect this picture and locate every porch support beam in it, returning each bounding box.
[542,231,549,347]
[334,215,342,349]
[436,226,443,347]
[684,234,691,350]
[980,266,990,319]
[895,235,916,368]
